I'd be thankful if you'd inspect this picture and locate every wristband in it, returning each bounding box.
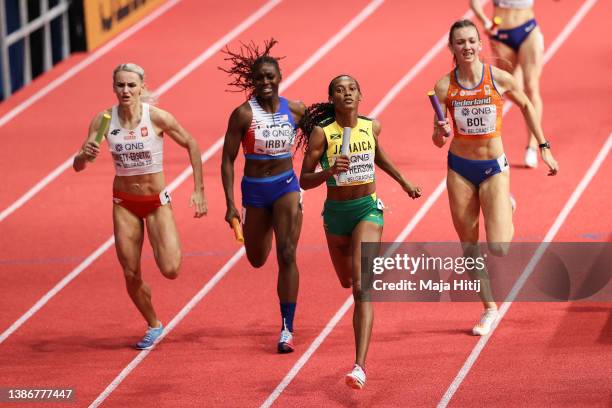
[539,141,551,149]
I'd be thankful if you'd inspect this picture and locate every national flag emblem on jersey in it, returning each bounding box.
[141,127,148,137]
[484,84,491,95]
[279,114,289,122]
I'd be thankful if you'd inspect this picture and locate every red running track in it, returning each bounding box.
[0,0,610,407]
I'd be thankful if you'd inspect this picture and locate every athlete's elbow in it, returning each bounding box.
[299,178,314,190]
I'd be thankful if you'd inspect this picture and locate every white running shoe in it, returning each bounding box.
[345,364,366,390]
[277,329,294,353]
[524,147,538,168]
[472,309,499,336]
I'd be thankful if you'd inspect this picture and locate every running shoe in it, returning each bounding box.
[136,323,164,350]
[472,309,499,336]
[345,364,366,390]
[277,329,294,354]
[524,147,538,168]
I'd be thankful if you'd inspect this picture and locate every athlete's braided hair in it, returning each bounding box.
[219,38,284,97]
[296,75,361,150]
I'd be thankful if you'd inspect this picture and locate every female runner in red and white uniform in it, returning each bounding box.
[432,20,558,335]
[74,63,207,349]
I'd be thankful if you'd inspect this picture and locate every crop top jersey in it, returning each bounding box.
[319,116,376,186]
[445,64,504,140]
[106,103,163,176]
[242,96,297,160]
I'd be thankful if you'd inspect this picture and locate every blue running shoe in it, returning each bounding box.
[136,324,164,350]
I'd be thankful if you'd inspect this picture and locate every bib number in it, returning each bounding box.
[454,104,497,135]
[253,124,295,155]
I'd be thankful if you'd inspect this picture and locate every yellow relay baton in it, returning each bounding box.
[89,113,111,162]
[231,217,244,244]
[491,16,502,32]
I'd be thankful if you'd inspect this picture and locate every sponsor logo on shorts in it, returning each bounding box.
[286,176,294,184]
[485,168,493,175]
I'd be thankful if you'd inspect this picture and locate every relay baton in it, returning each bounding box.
[491,16,502,31]
[427,91,450,136]
[95,113,111,144]
[231,217,244,243]
[338,127,351,183]
[88,113,111,162]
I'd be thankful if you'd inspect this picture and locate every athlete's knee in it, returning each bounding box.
[487,242,511,257]
[523,78,541,99]
[277,242,297,267]
[123,267,143,287]
[340,278,352,289]
[159,256,181,279]
[246,252,266,268]
[352,281,371,302]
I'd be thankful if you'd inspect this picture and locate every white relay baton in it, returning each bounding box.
[338,126,351,183]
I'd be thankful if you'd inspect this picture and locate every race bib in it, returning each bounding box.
[334,151,375,185]
[454,104,497,136]
[253,122,295,155]
[111,149,153,169]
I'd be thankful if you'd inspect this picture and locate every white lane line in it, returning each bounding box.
[0,0,282,223]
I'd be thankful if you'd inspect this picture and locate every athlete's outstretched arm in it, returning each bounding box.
[470,0,493,32]
[221,105,250,224]
[492,67,559,175]
[153,107,207,217]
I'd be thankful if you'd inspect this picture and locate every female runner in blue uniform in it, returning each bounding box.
[220,40,305,353]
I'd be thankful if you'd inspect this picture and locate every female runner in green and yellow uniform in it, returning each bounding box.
[298,74,422,390]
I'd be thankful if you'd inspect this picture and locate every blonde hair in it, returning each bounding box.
[112,63,157,104]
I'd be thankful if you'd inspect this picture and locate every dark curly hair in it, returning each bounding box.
[219,38,284,97]
[296,75,361,150]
